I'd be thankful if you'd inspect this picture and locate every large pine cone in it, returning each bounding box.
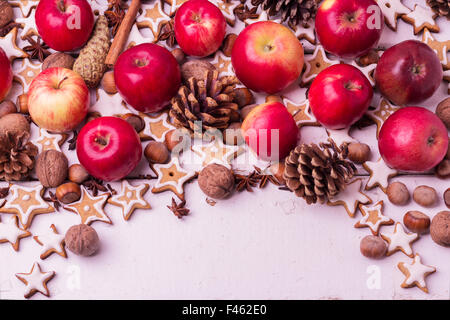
[0,131,38,181]
[427,0,450,18]
[283,141,356,204]
[251,0,319,27]
[169,70,243,136]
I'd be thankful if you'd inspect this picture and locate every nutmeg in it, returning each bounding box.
[65,224,100,256]
[0,0,13,28]
[16,94,28,114]
[144,141,170,164]
[413,185,438,207]
[221,33,237,57]
[119,113,144,133]
[181,60,216,83]
[435,159,450,178]
[101,71,117,94]
[42,52,75,71]
[171,48,185,65]
[198,164,234,199]
[360,235,387,259]
[386,181,410,206]
[68,164,89,184]
[0,100,16,118]
[56,182,81,204]
[445,188,450,209]
[223,122,244,146]
[0,113,30,136]
[36,150,68,188]
[403,211,430,234]
[347,142,371,164]
[430,211,450,247]
[436,97,450,129]
[269,162,286,185]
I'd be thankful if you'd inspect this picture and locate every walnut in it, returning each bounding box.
[42,52,75,70]
[0,0,13,28]
[198,164,234,199]
[0,113,30,136]
[430,211,450,247]
[65,224,100,256]
[36,150,68,188]
[180,60,216,83]
[436,97,450,129]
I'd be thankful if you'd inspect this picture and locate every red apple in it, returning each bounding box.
[174,0,226,57]
[231,21,304,94]
[36,0,94,52]
[309,64,373,129]
[375,40,443,106]
[241,102,300,161]
[28,67,90,133]
[0,47,12,102]
[315,0,383,58]
[379,107,448,172]
[77,117,142,181]
[114,43,181,113]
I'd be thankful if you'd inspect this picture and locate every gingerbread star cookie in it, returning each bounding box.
[326,128,358,150]
[10,0,39,18]
[34,128,66,153]
[355,201,394,235]
[363,158,398,192]
[16,8,39,39]
[140,111,175,142]
[136,0,170,37]
[108,180,151,221]
[398,254,436,293]
[422,28,450,70]
[283,98,319,128]
[301,45,339,86]
[15,262,55,299]
[152,157,197,200]
[166,0,189,16]
[0,28,28,61]
[244,10,270,25]
[91,89,125,116]
[126,24,155,49]
[65,187,111,225]
[402,4,439,35]
[209,51,234,76]
[87,0,110,15]
[290,22,316,44]
[381,222,419,258]
[13,58,42,93]
[192,138,244,168]
[350,61,376,86]
[0,215,31,251]
[215,0,239,26]
[33,224,67,260]
[0,184,54,230]
[327,179,372,218]
[375,0,411,30]
[367,98,401,138]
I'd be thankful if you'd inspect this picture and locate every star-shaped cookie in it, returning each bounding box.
[126,24,155,49]
[10,0,39,18]
[381,222,418,258]
[0,215,31,251]
[363,158,398,192]
[192,138,243,168]
[108,180,151,221]
[33,224,67,260]
[355,201,394,235]
[367,98,402,138]
[13,58,42,92]
[0,28,28,61]
[15,262,55,299]
[326,128,358,150]
[16,8,39,39]
[283,98,319,128]
[209,51,234,76]
[34,128,65,153]
[422,28,450,70]
[139,111,175,142]
[136,0,170,37]
[301,45,339,86]
[398,254,436,293]
[65,187,111,225]
[375,0,411,30]
[402,4,439,35]
[327,179,372,218]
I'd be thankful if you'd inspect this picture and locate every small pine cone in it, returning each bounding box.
[169,70,251,136]
[0,131,38,181]
[283,141,356,204]
[73,15,111,88]
[427,0,450,19]
[251,0,319,27]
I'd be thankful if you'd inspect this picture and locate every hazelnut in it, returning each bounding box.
[36,150,68,188]
[435,159,450,178]
[233,88,255,108]
[198,164,234,199]
[171,48,185,65]
[0,113,30,136]
[0,0,13,28]
[42,52,75,70]
[181,60,216,83]
[221,33,237,57]
[430,211,450,247]
[265,95,282,103]
[68,164,89,184]
[436,97,450,129]
[240,104,257,120]
[347,142,371,164]
[101,71,117,94]
[0,100,16,118]
[269,162,286,185]
[165,128,189,153]
[386,182,410,206]
[413,185,438,207]
[360,235,387,259]
[65,224,100,256]
[444,188,450,209]
[120,113,145,133]
[358,49,380,66]
[403,211,430,234]
[223,122,244,146]
[16,94,28,114]
[56,182,81,204]
[144,141,170,164]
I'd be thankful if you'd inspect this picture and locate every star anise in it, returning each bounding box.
[105,7,125,36]
[23,35,50,62]
[43,191,61,211]
[0,22,21,37]
[254,166,280,189]
[0,186,9,199]
[234,4,259,22]
[156,20,176,47]
[67,130,78,151]
[167,197,190,219]
[83,178,107,196]
[235,170,260,192]
[108,0,128,11]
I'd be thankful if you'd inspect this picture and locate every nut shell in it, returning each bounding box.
[445,188,450,209]
[36,150,68,188]
[360,235,387,259]
[436,97,450,129]
[347,142,371,164]
[65,224,100,256]
[181,60,216,83]
[269,162,286,185]
[403,211,430,234]
[16,94,28,114]
[198,164,234,199]
[144,141,170,164]
[386,182,410,206]
[0,100,16,118]
[56,182,81,204]
[0,0,13,28]
[0,113,30,136]
[435,159,450,178]
[171,48,185,65]
[42,52,75,70]
[101,71,117,94]
[120,113,144,133]
[221,33,237,57]
[165,129,189,153]
[413,185,438,207]
[430,211,450,247]
[68,164,89,184]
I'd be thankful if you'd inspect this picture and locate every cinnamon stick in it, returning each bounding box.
[105,0,141,68]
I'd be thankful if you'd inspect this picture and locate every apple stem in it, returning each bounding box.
[94,136,108,146]
[57,0,66,12]
[56,77,69,89]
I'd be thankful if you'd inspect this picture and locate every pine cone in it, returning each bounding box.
[283,141,356,204]
[251,0,319,27]
[0,131,38,181]
[427,0,450,18]
[169,70,242,136]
